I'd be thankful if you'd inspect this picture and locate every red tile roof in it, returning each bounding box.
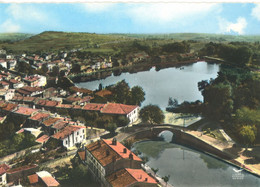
[95,89,112,97]
[36,135,50,144]
[23,96,36,102]
[106,168,157,187]
[43,118,62,127]
[126,168,157,184]
[41,176,60,187]
[24,76,40,82]
[2,103,18,112]
[28,174,39,184]
[69,86,93,94]
[83,103,105,111]
[0,164,10,175]
[20,86,43,92]
[52,125,85,140]
[15,106,38,116]
[0,81,9,86]
[52,121,67,130]
[7,164,37,174]
[30,112,50,121]
[56,104,73,109]
[36,99,59,107]
[86,139,141,167]
[101,103,138,115]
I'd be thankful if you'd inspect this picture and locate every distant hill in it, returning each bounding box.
[0,31,135,54]
[0,33,34,42]
[1,31,260,54]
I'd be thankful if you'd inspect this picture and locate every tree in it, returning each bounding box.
[239,125,257,148]
[113,80,131,104]
[168,97,178,108]
[151,168,159,177]
[162,175,170,187]
[116,116,130,127]
[130,86,145,106]
[105,123,117,134]
[98,83,103,91]
[139,105,165,124]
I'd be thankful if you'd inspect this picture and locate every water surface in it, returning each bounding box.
[132,140,260,187]
[76,61,219,108]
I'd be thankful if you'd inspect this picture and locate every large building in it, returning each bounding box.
[83,138,143,186]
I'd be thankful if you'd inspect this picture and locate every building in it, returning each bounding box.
[0,89,15,101]
[0,59,7,69]
[52,125,86,148]
[101,103,139,124]
[17,86,44,97]
[0,164,10,186]
[84,138,142,186]
[23,74,46,87]
[28,171,60,187]
[106,168,158,187]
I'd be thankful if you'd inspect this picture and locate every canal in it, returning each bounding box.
[132,139,260,187]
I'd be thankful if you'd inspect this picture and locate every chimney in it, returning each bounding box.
[145,178,148,182]
[129,153,133,160]
[112,138,117,145]
[123,148,127,153]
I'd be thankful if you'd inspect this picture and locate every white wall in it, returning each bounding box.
[127,107,139,124]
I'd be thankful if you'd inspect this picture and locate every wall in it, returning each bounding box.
[0,144,42,163]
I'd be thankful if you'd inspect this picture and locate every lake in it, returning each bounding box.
[132,140,260,187]
[75,61,220,109]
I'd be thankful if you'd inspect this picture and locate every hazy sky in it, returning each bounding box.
[0,2,260,35]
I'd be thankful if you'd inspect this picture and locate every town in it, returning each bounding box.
[0,46,167,187]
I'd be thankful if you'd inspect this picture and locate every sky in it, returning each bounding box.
[0,2,260,35]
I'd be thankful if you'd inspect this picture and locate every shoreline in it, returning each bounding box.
[68,58,220,83]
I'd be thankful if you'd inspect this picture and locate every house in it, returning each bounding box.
[28,171,60,187]
[23,75,46,87]
[13,106,38,117]
[28,112,51,128]
[16,128,42,138]
[0,80,9,89]
[82,103,105,111]
[0,102,18,114]
[16,86,44,97]
[8,79,24,89]
[42,117,63,135]
[84,138,142,186]
[106,168,158,187]
[6,164,38,185]
[0,89,15,101]
[7,59,17,69]
[0,163,10,186]
[52,125,86,148]
[101,103,139,124]
[35,134,50,144]
[0,59,7,69]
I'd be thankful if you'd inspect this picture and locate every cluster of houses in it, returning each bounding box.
[77,138,159,187]
[0,163,59,187]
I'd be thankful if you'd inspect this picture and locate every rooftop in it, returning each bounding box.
[83,103,105,111]
[1,103,18,112]
[36,135,50,144]
[95,89,112,97]
[30,112,50,121]
[86,139,141,167]
[43,117,62,127]
[106,168,157,187]
[101,103,138,115]
[7,164,37,174]
[52,121,67,130]
[0,163,10,175]
[52,125,85,140]
[14,106,38,116]
[28,174,38,184]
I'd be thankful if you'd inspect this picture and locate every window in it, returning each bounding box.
[77,132,79,135]
[65,140,68,145]
[83,129,84,133]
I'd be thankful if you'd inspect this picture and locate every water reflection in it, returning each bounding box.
[132,141,260,187]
